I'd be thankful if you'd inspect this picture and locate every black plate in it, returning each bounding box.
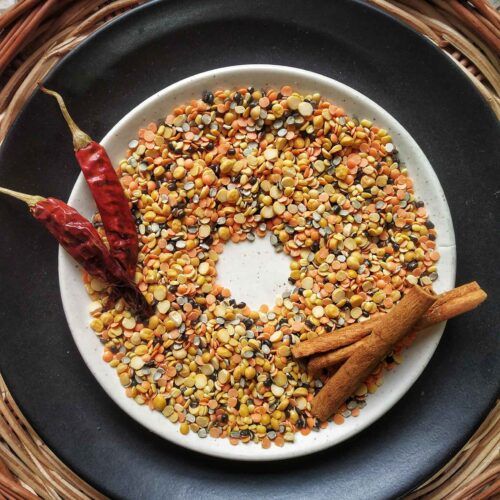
[0,0,498,498]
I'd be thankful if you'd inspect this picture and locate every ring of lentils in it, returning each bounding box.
[85,86,439,447]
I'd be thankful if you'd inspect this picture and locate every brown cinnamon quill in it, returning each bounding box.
[311,286,436,421]
[307,285,487,375]
[292,282,482,360]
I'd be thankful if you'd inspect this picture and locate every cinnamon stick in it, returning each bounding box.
[311,286,436,421]
[308,343,360,376]
[308,286,487,376]
[430,281,480,308]
[292,282,480,359]
[415,288,487,329]
[291,320,375,359]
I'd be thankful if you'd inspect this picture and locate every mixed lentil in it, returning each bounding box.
[84,86,439,447]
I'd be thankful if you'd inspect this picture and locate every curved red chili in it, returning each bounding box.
[32,197,125,284]
[40,87,139,280]
[0,187,152,318]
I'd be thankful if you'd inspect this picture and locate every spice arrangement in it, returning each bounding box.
[0,84,487,448]
[294,282,487,374]
[309,284,487,420]
[77,84,485,446]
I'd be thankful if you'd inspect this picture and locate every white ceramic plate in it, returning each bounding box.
[59,65,456,461]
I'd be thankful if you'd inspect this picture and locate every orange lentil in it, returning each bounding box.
[333,414,345,425]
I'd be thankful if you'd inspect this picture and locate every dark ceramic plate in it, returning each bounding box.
[0,0,498,498]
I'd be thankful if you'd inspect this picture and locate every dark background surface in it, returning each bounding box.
[0,1,498,498]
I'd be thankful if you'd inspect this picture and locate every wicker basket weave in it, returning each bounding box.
[0,1,499,498]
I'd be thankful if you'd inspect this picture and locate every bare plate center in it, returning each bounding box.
[216,234,291,311]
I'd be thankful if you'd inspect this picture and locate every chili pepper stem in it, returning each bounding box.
[39,85,92,151]
[0,186,45,206]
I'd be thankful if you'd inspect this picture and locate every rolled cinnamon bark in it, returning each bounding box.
[291,321,374,359]
[292,282,480,359]
[307,286,487,375]
[311,286,436,421]
[415,289,487,329]
[429,281,480,310]
[308,343,359,376]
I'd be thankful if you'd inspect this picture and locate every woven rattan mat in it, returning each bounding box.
[0,1,499,498]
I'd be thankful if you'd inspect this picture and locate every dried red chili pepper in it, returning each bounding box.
[40,87,139,280]
[0,186,152,318]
